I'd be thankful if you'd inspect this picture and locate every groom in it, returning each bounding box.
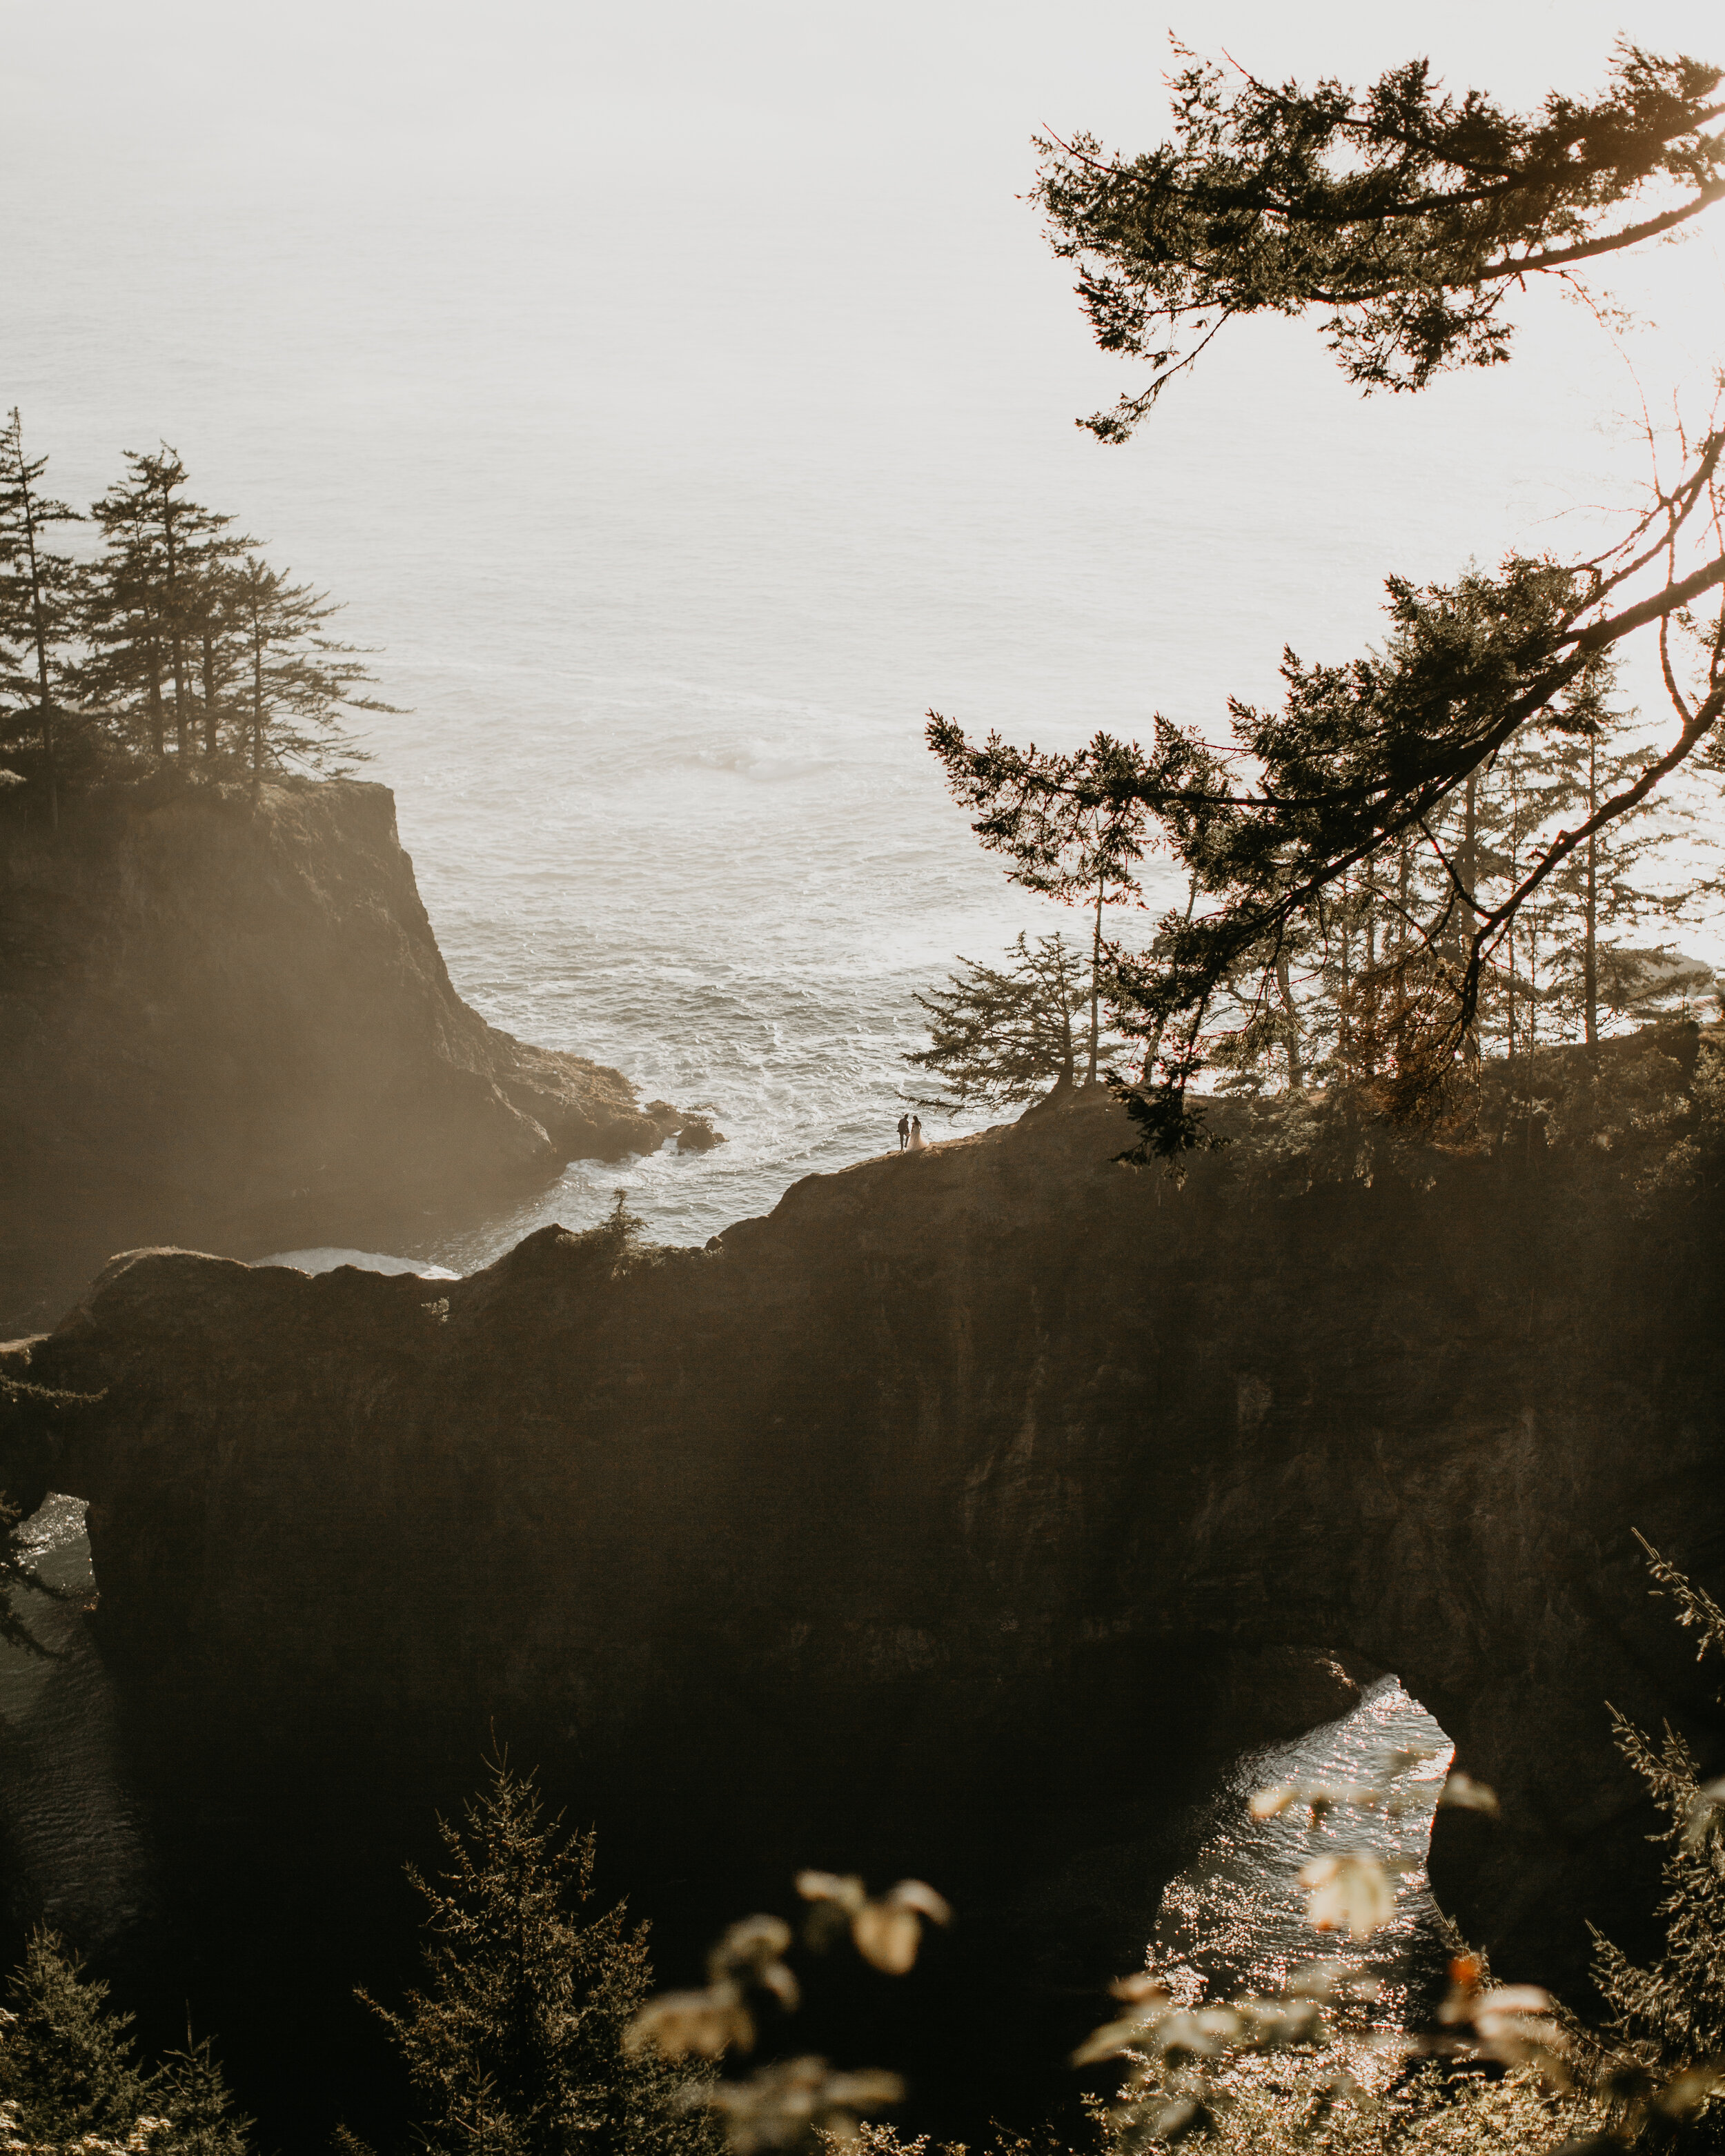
[896,1113,910,1152]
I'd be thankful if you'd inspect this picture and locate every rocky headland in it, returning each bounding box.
[0,775,718,1331]
[3,1029,1722,2129]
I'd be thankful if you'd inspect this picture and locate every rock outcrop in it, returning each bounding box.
[6,1040,1724,1991]
[2,1036,1722,2144]
[0,775,718,1329]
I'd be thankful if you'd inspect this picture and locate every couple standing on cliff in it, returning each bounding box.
[896,1114,926,1153]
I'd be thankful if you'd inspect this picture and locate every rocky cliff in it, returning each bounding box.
[0,775,716,1329]
[1,1040,1722,2133]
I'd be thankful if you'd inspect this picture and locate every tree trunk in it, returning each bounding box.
[201,628,219,758]
[20,468,58,833]
[250,613,266,789]
[36,712,57,831]
[1525,920,1541,1159]
[145,637,166,760]
[1584,738,1599,1048]
[1504,771,1521,1067]
[1086,880,1103,1085]
[1275,949,1303,1089]
[160,491,191,757]
[1459,771,1481,1063]
[1505,932,1517,1065]
[170,649,190,757]
[1141,872,1199,1083]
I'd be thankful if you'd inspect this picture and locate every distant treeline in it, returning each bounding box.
[0,411,394,829]
[914,692,1722,1122]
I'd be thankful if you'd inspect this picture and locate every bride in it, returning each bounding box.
[907,1115,927,1151]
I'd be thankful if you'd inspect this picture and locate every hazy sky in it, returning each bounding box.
[8,10,1719,483]
[12,1,1724,186]
[6,1,1720,746]
[10,0,1720,450]
[5,0,1724,1202]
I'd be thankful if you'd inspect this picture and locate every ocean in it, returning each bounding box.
[6,0,1722,1256]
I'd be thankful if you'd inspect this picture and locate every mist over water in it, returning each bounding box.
[8,1,1722,1251]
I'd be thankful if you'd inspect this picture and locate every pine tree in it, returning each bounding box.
[0,1930,252,2155]
[1204,925,1323,1096]
[1590,1536,1725,2130]
[1032,42,1725,437]
[929,37,1725,1156]
[366,1756,707,2156]
[1541,720,1711,1045]
[905,933,1090,1111]
[1478,731,1568,1069]
[0,1930,148,2147]
[0,409,86,827]
[924,724,1148,1083]
[229,555,388,778]
[152,2039,255,2156]
[81,448,246,762]
[188,571,241,763]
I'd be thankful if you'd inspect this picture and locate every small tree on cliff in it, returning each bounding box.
[81,447,248,762]
[230,555,393,779]
[925,726,1147,1085]
[364,1755,707,2156]
[0,410,88,827]
[905,932,1092,1111]
[1590,1534,1725,2110]
[0,1928,252,2155]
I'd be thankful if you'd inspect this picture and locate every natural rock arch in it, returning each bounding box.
[3,1076,1721,2045]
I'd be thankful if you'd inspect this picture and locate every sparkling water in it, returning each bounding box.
[1156,1677,1454,2019]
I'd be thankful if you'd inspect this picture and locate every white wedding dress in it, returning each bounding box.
[907,1123,927,1151]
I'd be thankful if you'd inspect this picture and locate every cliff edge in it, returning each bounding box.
[4,1038,1722,2051]
[0,774,716,1327]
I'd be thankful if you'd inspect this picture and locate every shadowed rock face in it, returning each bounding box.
[0,776,716,1328]
[5,1074,1722,2029]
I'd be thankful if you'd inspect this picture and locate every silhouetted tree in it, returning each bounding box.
[230,555,387,778]
[905,932,1090,1110]
[1034,41,1725,438]
[365,1756,705,2156]
[82,447,247,761]
[1534,718,1713,1046]
[0,1929,251,2155]
[1590,1536,1725,2128]
[0,1931,146,2148]
[925,725,1147,1082]
[923,41,1725,1156]
[0,409,86,825]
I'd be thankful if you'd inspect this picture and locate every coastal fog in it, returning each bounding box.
[6,0,1722,1251]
